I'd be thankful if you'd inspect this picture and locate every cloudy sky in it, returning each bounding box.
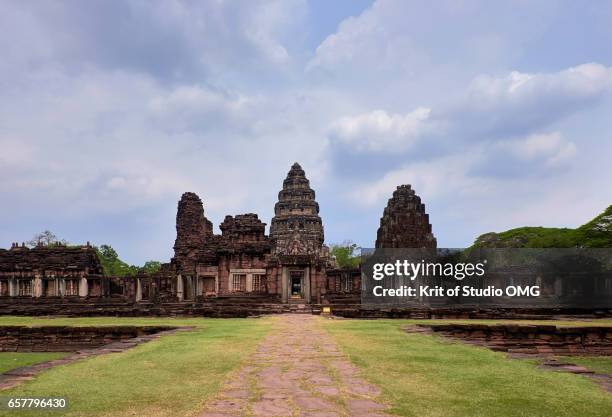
[1,0,611,265]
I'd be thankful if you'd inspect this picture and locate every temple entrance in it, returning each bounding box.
[290,271,303,298]
[282,266,311,303]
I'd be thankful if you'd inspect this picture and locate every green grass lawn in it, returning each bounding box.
[320,318,612,417]
[0,352,70,374]
[0,316,274,417]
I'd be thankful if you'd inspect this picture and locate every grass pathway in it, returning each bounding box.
[322,319,612,417]
[0,317,272,417]
[199,314,393,417]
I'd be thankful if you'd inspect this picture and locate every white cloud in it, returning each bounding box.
[443,64,612,142]
[0,0,307,83]
[349,154,485,207]
[329,107,431,151]
[468,63,612,109]
[1,0,612,261]
[329,63,612,160]
[499,132,577,167]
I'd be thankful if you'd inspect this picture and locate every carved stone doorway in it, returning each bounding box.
[290,270,304,299]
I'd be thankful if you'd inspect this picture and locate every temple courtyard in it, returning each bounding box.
[0,315,610,417]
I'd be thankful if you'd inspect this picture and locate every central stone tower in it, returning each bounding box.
[270,162,325,256]
[270,163,331,303]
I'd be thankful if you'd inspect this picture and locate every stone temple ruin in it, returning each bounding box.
[168,162,359,305]
[1,162,610,318]
[0,162,440,316]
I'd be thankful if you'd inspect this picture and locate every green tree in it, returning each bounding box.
[330,241,361,268]
[95,244,138,277]
[140,261,162,274]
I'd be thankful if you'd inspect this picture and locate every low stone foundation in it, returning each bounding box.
[0,325,177,352]
[0,298,610,319]
[410,323,612,356]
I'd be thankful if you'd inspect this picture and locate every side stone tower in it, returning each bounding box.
[375,184,437,248]
[173,192,212,261]
[270,163,325,255]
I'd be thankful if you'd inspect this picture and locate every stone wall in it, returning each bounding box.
[418,323,612,355]
[0,325,176,352]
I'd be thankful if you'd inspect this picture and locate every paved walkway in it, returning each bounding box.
[199,315,394,417]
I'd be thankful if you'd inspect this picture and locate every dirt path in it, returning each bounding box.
[199,314,394,417]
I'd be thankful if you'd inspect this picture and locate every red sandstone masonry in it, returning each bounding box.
[0,325,178,352]
[412,323,612,356]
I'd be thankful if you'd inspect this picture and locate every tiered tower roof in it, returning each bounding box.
[270,163,325,255]
[375,184,436,248]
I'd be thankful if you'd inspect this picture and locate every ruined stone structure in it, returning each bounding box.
[169,163,336,305]
[1,161,535,318]
[0,165,445,315]
[376,184,437,248]
[0,243,104,298]
[1,167,611,318]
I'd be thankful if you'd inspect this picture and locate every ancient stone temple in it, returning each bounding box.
[0,163,435,314]
[376,184,437,248]
[0,243,104,298]
[167,163,336,305]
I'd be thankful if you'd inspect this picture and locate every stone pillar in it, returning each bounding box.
[176,274,184,301]
[59,278,65,297]
[33,275,42,298]
[79,277,88,297]
[135,278,142,302]
[9,278,16,297]
[246,273,253,293]
[304,266,311,303]
[281,267,288,303]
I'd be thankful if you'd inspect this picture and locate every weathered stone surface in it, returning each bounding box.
[0,325,180,352]
[410,323,612,356]
[220,214,266,244]
[174,192,212,262]
[0,244,102,275]
[376,184,436,248]
[270,162,326,256]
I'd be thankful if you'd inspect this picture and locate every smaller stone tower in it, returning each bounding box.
[173,192,212,261]
[375,185,436,248]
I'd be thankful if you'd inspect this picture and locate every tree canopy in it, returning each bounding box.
[330,241,361,268]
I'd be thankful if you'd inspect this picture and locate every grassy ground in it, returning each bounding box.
[0,316,273,417]
[557,356,612,375]
[320,318,612,417]
[0,352,69,374]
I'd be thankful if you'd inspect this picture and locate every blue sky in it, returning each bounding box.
[1,0,611,265]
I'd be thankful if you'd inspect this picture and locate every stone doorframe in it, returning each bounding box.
[281,266,310,303]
